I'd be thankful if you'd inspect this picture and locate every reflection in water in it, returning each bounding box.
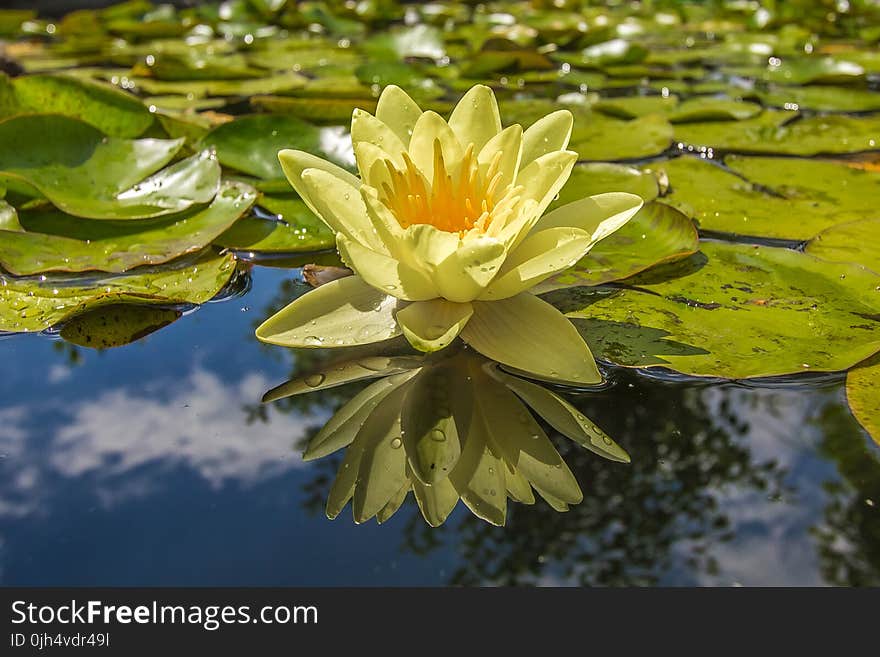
[262,344,629,527]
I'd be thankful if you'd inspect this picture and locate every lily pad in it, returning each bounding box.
[199,114,322,180]
[846,353,880,446]
[592,94,679,119]
[131,71,307,98]
[754,85,880,112]
[675,111,880,156]
[0,199,21,231]
[0,181,256,275]
[250,95,379,124]
[214,195,333,252]
[667,98,763,123]
[805,219,880,275]
[0,116,221,219]
[551,163,659,210]
[0,73,154,138]
[504,100,673,161]
[657,155,880,241]
[60,304,183,348]
[549,241,880,379]
[537,202,698,290]
[0,250,237,333]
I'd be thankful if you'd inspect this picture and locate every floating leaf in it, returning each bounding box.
[0,73,154,138]
[0,181,256,274]
[0,250,237,333]
[805,219,880,275]
[754,85,880,112]
[551,163,659,210]
[537,202,698,290]
[667,98,763,123]
[592,94,680,119]
[549,241,880,379]
[60,304,182,348]
[131,71,307,98]
[214,195,333,253]
[0,116,221,219]
[0,199,21,231]
[200,114,323,180]
[846,354,880,446]
[250,95,378,124]
[658,155,880,240]
[675,111,880,156]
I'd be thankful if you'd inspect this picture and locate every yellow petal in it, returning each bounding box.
[480,227,592,300]
[434,235,507,303]
[504,461,536,504]
[351,108,408,166]
[477,124,523,192]
[395,298,473,352]
[408,110,463,182]
[353,381,411,523]
[536,192,643,243]
[461,293,602,385]
[327,441,362,519]
[353,141,391,188]
[500,150,577,250]
[337,234,438,301]
[376,84,423,147]
[300,168,387,252]
[488,364,631,463]
[361,184,406,251]
[255,275,401,348]
[376,482,410,524]
[520,110,573,168]
[448,84,502,153]
[278,147,360,216]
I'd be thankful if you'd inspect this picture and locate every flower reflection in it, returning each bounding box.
[263,344,628,526]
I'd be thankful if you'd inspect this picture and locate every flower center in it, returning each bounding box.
[380,139,512,235]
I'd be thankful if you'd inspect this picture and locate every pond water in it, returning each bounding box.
[1,1,879,586]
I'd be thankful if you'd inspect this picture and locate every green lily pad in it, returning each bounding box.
[667,98,763,123]
[805,219,880,275]
[0,115,222,219]
[754,85,880,112]
[131,71,307,98]
[846,353,880,446]
[60,304,183,348]
[0,73,154,138]
[729,57,866,85]
[551,163,659,211]
[0,181,256,275]
[0,250,237,333]
[657,155,880,241]
[504,100,674,161]
[675,111,880,156]
[199,114,323,180]
[538,202,698,290]
[549,241,880,379]
[214,195,333,252]
[250,95,379,124]
[592,94,679,119]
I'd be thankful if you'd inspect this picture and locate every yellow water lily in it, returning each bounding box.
[256,84,642,385]
[263,347,629,526]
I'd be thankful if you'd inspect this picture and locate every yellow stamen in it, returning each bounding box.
[379,138,516,236]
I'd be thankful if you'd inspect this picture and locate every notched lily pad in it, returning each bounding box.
[0,251,237,333]
[0,181,256,274]
[549,241,880,379]
[846,353,880,446]
[0,115,221,219]
[805,219,880,275]
[657,155,880,241]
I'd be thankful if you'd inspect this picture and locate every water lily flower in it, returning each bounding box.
[264,347,629,526]
[257,84,642,385]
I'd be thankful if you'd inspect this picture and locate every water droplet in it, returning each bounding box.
[303,335,323,346]
[304,373,326,387]
[602,436,613,445]
[430,429,446,442]
[390,437,402,449]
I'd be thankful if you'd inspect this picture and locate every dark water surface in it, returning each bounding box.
[2,264,878,586]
